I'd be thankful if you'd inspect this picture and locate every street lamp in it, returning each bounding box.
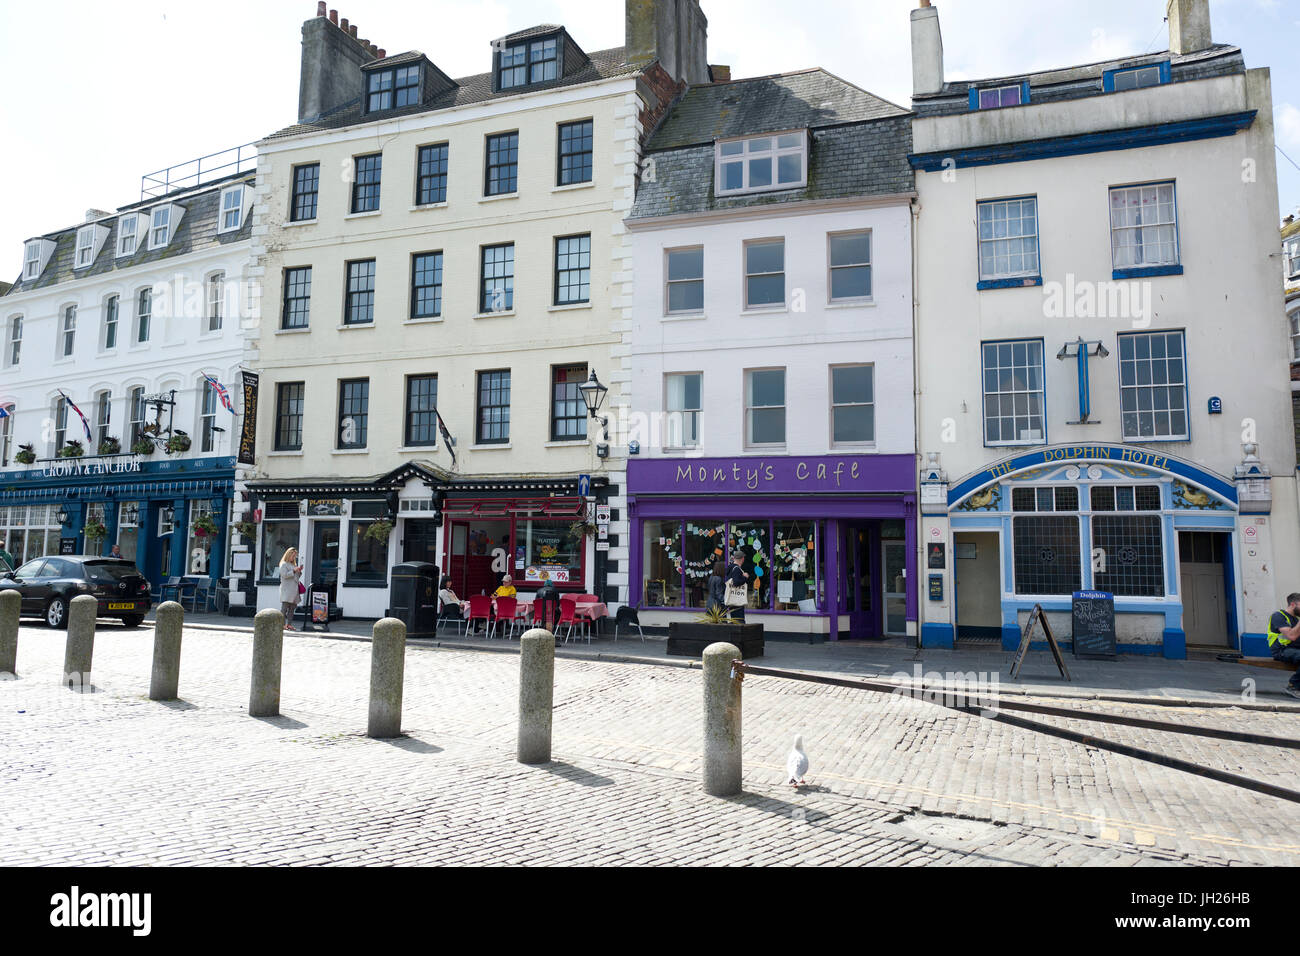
[578,369,610,457]
[56,507,70,527]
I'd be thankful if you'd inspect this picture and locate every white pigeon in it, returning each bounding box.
[786,735,809,788]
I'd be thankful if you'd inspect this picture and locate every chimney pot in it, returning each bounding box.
[349,24,357,38]
[339,16,348,31]
[377,48,386,58]
[316,1,325,16]
[329,8,337,24]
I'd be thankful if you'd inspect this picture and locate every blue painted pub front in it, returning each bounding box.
[0,455,235,592]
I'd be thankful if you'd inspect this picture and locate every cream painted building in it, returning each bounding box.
[245,2,711,619]
[910,0,1298,657]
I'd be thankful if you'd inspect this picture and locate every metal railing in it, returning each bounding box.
[140,143,258,200]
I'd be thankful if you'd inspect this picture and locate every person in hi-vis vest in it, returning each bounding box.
[1266,592,1300,699]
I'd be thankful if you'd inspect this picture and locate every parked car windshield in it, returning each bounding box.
[83,561,141,583]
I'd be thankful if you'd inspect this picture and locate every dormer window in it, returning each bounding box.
[151,206,172,248]
[23,242,41,279]
[21,239,54,281]
[715,131,808,197]
[117,215,139,257]
[1285,236,1300,280]
[367,64,420,112]
[219,184,247,233]
[147,203,184,250]
[75,227,96,268]
[1104,62,1170,93]
[498,36,558,90]
[972,83,1027,109]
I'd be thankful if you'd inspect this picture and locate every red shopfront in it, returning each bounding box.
[440,496,590,598]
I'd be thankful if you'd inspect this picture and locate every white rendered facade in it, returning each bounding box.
[910,5,1296,657]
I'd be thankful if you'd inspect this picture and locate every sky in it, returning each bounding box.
[2,0,1298,276]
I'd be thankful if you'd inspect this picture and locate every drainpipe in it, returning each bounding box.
[911,196,923,649]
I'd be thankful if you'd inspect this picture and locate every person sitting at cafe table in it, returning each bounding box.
[493,575,517,600]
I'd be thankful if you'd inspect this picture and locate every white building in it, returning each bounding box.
[0,162,257,602]
[244,2,711,619]
[623,70,919,640]
[909,0,1297,657]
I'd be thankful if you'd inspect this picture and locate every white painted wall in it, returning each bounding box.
[627,201,915,459]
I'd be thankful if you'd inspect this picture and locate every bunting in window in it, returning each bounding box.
[57,390,93,442]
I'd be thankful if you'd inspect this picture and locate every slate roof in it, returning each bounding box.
[913,44,1245,118]
[645,69,908,151]
[265,45,645,141]
[4,172,255,295]
[629,70,913,221]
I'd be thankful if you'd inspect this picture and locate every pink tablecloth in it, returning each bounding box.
[573,602,608,621]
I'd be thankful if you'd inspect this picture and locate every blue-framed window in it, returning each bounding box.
[1110,182,1181,278]
[1118,330,1188,442]
[977,197,1040,288]
[969,82,1029,110]
[1102,61,1170,93]
[982,339,1046,446]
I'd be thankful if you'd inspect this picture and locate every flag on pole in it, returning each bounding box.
[203,373,235,414]
[0,402,12,419]
[58,390,93,442]
[435,408,457,470]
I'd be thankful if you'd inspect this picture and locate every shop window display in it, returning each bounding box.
[728,520,771,610]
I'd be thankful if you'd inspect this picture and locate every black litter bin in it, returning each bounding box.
[390,562,439,638]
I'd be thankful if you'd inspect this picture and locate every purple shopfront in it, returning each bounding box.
[627,454,917,641]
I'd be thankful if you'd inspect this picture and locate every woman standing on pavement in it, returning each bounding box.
[278,547,303,630]
[725,550,751,623]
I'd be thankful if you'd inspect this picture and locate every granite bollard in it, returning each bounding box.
[249,608,284,717]
[150,601,184,701]
[367,617,407,738]
[0,589,19,676]
[63,595,99,690]
[517,627,556,764]
[702,641,743,796]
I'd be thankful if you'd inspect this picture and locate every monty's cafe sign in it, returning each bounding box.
[628,454,914,495]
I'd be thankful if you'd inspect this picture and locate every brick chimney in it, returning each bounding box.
[709,64,730,83]
[1168,0,1212,55]
[298,6,379,124]
[911,1,944,97]
[626,0,709,86]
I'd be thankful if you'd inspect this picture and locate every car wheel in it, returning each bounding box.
[121,614,144,628]
[46,596,68,629]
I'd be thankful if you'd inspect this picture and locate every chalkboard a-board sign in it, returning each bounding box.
[1072,590,1117,659]
[60,537,77,555]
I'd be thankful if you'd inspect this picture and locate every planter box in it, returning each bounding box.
[667,621,764,659]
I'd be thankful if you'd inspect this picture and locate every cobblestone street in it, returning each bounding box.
[2,622,1297,866]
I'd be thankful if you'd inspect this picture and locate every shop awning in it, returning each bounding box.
[442,497,584,518]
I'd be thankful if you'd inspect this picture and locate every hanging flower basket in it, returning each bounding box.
[14,443,36,465]
[98,436,121,455]
[364,519,393,545]
[569,519,597,540]
[132,439,155,456]
[59,440,85,459]
[83,518,108,542]
[165,431,192,454]
[235,521,256,539]
[192,513,219,538]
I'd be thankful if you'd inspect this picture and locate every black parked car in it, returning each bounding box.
[0,556,152,628]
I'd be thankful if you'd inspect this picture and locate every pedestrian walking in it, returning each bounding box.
[1267,592,1300,699]
[278,547,304,631]
[724,549,751,623]
[0,542,13,573]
